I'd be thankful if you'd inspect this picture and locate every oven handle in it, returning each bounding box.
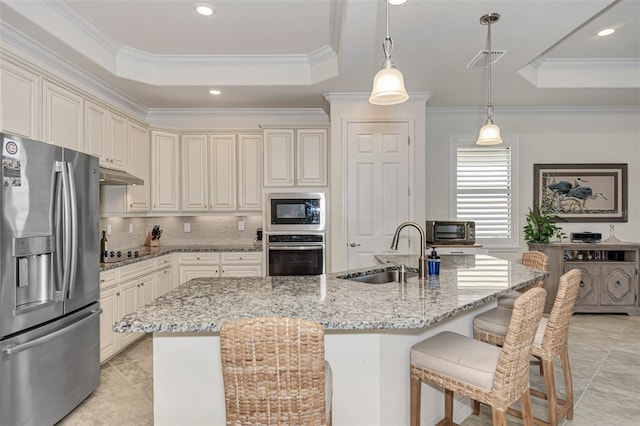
[268,245,324,251]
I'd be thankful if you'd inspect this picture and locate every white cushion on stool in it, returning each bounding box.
[497,290,520,308]
[411,331,502,391]
[474,307,548,346]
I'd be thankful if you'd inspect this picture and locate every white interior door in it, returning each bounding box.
[346,122,410,270]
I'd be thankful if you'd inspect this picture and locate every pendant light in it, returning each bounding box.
[476,13,502,145]
[369,0,409,105]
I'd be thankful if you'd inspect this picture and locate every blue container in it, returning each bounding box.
[428,249,440,275]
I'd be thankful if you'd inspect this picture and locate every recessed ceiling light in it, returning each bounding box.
[597,28,615,37]
[195,3,215,16]
[209,89,221,95]
[389,0,408,5]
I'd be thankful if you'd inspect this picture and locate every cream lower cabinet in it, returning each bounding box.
[178,252,220,285]
[99,255,173,363]
[179,252,263,283]
[220,252,262,277]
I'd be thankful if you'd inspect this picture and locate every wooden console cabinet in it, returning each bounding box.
[528,242,639,315]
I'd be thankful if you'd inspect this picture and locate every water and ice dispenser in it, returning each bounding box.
[13,236,55,310]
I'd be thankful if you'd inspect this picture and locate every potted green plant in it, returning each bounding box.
[523,205,566,244]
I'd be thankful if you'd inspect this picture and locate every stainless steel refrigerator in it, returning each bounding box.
[0,132,101,425]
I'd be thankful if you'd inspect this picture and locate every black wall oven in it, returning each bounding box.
[266,192,325,232]
[267,234,325,276]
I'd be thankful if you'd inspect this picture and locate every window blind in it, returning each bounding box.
[455,146,512,242]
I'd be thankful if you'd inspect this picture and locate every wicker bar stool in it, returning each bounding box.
[410,287,546,426]
[498,251,549,308]
[473,269,581,426]
[219,317,332,426]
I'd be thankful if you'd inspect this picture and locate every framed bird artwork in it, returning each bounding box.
[534,163,627,222]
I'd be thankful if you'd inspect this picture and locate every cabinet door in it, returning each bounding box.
[84,100,108,164]
[43,79,83,151]
[179,265,219,285]
[107,111,129,170]
[157,267,172,296]
[263,128,295,186]
[600,263,636,306]
[138,274,155,307]
[565,263,598,306]
[127,121,150,212]
[119,279,142,347]
[209,134,237,211]
[220,264,262,277]
[238,134,262,211]
[98,285,120,363]
[181,134,209,211]
[0,60,40,138]
[296,128,327,186]
[151,131,180,211]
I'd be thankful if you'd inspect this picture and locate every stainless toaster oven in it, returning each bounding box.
[425,220,475,245]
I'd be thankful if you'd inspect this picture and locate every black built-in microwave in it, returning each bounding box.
[266,193,325,231]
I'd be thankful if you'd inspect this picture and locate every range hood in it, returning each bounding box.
[99,167,144,186]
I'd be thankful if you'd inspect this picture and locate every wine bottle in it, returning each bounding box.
[100,230,108,262]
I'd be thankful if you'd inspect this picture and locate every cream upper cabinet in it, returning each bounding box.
[263,129,295,187]
[42,79,83,151]
[181,134,209,211]
[84,100,108,161]
[151,130,180,211]
[209,134,237,211]
[127,121,150,212]
[179,133,258,213]
[263,127,327,187]
[106,110,129,171]
[296,128,327,186]
[0,59,40,139]
[238,133,263,211]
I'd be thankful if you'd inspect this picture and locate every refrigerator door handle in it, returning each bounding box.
[1,308,102,357]
[58,161,72,300]
[54,166,64,295]
[66,162,79,299]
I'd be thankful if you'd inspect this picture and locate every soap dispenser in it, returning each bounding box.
[428,249,440,275]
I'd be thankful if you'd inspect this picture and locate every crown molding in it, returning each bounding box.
[323,92,433,104]
[519,58,640,88]
[426,106,640,114]
[0,22,147,118]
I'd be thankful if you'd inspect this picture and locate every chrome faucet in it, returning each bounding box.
[390,221,428,279]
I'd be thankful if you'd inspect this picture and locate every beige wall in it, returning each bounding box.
[425,107,640,260]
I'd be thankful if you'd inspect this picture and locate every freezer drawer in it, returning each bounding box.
[0,303,101,426]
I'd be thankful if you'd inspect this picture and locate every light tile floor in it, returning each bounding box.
[58,314,640,425]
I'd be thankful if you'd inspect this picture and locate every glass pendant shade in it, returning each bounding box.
[369,65,409,105]
[476,119,502,145]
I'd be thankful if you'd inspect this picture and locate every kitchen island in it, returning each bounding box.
[114,254,547,426]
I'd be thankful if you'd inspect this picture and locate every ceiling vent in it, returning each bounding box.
[466,50,507,69]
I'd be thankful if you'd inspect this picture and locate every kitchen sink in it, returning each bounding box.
[346,269,418,284]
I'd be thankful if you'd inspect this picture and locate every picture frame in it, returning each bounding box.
[533,163,628,222]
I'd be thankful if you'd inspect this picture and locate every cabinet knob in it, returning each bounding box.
[196,257,200,260]
[580,281,585,287]
[116,292,120,296]
[615,280,622,288]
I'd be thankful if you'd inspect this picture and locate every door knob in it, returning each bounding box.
[349,242,361,247]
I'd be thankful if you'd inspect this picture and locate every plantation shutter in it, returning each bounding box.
[455,146,513,243]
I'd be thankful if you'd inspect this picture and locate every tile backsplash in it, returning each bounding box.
[99,216,262,249]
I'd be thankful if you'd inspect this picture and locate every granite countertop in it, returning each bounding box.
[100,243,263,271]
[113,254,548,333]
